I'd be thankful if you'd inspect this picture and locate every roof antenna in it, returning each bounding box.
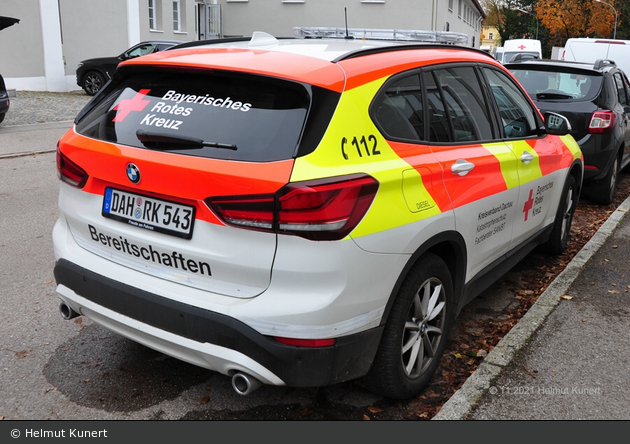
[344,8,353,39]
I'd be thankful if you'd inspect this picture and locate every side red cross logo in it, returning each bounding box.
[518,44,527,50]
[523,189,534,221]
[112,89,151,122]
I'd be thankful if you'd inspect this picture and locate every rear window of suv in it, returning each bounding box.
[509,66,603,101]
[75,69,312,162]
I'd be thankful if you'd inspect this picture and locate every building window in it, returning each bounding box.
[458,0,462,18]
[149,0,163,31]
[488,32,494,40]
[173,0,181,32]
[448,0,453,11]
[149,0,156,29]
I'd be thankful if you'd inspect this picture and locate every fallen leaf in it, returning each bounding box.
[84,379,91,382]
[477,349,488,358]
[368,406,382,413]
[363,414,371,420]
[608,290,620,294]
[43,280,53,284]
[16,350,28,359]
[581,318,587,322]
[560,295,574,300]
[453,352,462,359]
[200,396,209,404]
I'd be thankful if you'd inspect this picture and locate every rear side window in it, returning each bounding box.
[75,70,311,162]
[483,68,538,139]
[371,74,425,142]
[371,65,494,144]
[613,72,629,106]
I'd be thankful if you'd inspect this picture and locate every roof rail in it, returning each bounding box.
[293,27,469,45]
[593,59,616,70]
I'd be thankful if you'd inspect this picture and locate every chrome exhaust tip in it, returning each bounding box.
[59,302,80,320]
[231,372,263,396]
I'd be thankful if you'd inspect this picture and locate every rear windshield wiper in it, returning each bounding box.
[136,130,238,150]
[536,92,574,100]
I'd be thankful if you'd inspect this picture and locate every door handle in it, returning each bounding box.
[451,159,475,176]
[521,151,535,165]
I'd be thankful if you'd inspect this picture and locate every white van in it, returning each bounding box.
[563,38,630,76]
[503,39,542,63]
[492,46,505,63]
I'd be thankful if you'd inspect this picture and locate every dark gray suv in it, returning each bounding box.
[506,58,630,205]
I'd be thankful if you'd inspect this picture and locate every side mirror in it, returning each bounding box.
[544,112,572,135]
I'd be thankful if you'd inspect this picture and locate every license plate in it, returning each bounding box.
[102,188,195,239]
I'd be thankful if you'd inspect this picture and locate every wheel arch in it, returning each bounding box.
[379,231,467,327]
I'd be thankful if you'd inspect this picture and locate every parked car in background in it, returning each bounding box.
[493,46,505,63]
[503,39,542,63]
[0,74,9,124]
[0,16,20,125]
[76,40,181,95]
[507,58,630,205]
[563,38,630,81]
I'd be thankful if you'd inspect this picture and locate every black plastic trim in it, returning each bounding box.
[53,259,382,387]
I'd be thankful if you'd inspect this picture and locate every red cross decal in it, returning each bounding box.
[518,44,527,50]
[112,89,151,122]
[523,189,534,221]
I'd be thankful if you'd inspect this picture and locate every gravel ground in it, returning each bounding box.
[3,90,92,127]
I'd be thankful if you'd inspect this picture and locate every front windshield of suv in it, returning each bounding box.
[75,69,311,162]
[510,67,602,101]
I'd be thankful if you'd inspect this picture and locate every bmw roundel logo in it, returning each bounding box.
[126,163,141,184]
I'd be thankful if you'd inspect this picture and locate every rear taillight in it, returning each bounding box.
[56,145,88,188]
[207,174,379,241]
[589,111,616,134]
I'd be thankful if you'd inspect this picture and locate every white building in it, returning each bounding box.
[1,0,485,92]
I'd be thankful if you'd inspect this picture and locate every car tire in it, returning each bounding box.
[542,173,578,255]
[82,71,106,96]
[362,253,454,400]
[0,113,5,124]
[590,156,618,206]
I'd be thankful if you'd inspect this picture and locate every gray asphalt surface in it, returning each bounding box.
[434,187,630,419]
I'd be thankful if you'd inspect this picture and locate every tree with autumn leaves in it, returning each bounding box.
[536,0,619,40]
[481,0,630,56]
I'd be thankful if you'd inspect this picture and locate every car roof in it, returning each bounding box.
[119,29,497,91]
[505,58,617,73]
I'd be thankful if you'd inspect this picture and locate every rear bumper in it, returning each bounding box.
[54,259,383,387]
